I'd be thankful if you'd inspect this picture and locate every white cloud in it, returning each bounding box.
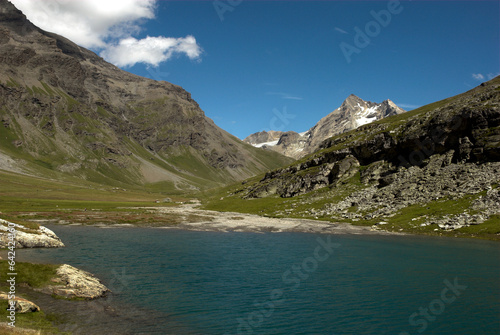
[102,36,202,67]
[472,73,485,81]
[10,0,156,48]
[9,0,202,67]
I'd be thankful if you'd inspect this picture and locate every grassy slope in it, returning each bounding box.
[0,168,182,225]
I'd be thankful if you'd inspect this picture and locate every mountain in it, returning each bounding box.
[243,130,284,147]
[0,0,292,192]
[244,95,406,158]
[206,77,500,238]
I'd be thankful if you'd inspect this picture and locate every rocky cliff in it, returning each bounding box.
[0,0,291,191]
[228,77,500,235]
[244,95,406,159]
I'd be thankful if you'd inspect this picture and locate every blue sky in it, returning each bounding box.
[11,0,500,139]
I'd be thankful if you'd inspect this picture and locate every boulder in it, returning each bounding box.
[39,264,109,299]
[0,292,40,313]
[13,298,40,313]
[0,219,64,248]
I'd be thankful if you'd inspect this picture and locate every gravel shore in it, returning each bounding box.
[149,204,402,235]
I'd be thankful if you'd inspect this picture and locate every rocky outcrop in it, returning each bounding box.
[0,219,64,248]
[244,95,406,158]
[37,264,109,300]
[244,155,359,198]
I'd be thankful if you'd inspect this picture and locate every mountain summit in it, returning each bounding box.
[244,95,406,158]
[0,0,291,191]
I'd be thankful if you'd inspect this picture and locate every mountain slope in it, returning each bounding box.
[0,0,292,192]
[205,77,500,238]
[243,95,406,158]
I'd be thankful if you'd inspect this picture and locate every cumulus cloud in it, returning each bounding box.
[472,73,485,81]
[9,0,202,67]
[102,35,202,67]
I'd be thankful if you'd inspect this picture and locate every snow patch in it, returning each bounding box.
[355,105,379,126]
[356,115,377,126]
[253,140,279,148]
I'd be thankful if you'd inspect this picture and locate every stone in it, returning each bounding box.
[40,264,110,299]
[0,293,39,313]
[13,298,40,313]
[0,219,64,248]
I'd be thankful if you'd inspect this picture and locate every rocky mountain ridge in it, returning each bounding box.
[0,0,291,191]
[244,94,406,158]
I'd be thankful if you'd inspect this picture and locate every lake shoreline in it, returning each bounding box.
[33,204,406,236]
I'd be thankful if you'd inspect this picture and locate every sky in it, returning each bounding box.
[9,0,500,139]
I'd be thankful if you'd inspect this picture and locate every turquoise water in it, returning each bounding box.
[18,225,500,334]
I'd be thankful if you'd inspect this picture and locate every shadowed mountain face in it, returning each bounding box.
[0,0,292,191]
[244,95,406,159]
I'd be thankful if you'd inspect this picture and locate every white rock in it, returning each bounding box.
[40,264,109,300]
[0,219,64,248]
